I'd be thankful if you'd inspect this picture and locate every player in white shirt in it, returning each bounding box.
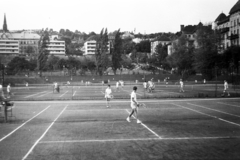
[222,80,230,96]
[105,85,112,108]
[116,81,119,92]
[179,79,184,92]
[126,86,141,124]
[143,81,147,91]
[7,83,11,98]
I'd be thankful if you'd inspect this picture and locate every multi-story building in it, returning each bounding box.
[0,14,66,57]
[214,0,240,52]
[151,35,171,55]
[47,40,65,56]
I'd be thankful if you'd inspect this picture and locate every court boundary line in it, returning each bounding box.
[59,91,68,97]
[65,107,180,112]
[188,103,240,118]
[39,135,240,144]
[24,91,48,98]
[172,103,240,127]
[218,102,240,108]
[0,105,51,142]
[37,91,52,98]
[125,109,161,139]
[22,105,68,160]
[14,97,240,104]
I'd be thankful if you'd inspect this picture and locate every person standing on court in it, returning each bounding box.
[7,83,11,98]
[105,85,112,108]
[126,86,141,124]
[179,79,184,92]
[222,80,230,97]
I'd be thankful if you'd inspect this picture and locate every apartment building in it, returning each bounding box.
[83,40,110,55]
[214,0,240,52]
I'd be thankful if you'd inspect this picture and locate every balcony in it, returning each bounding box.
[228,34,239,40]
[218,27,229,33]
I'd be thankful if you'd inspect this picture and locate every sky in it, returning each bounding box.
[0,0,237,34]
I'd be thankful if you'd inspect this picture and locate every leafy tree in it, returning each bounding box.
[25,45,35,56]
[135,40,151,53]
[154,43,168,69]
[37,28,50,77]
[112,29,123,75]
[95,28,109,75]
[7,57,30,74]
[167,35,194,78]
[193,26,219,78]
[45,55,60,70]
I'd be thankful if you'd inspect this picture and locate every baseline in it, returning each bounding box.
[39,135,240,144]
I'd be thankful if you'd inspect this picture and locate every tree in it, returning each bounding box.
[167,35,194,78]
[95,28,109,75]
[193,26,219,79]
[135,40,151,53]
[7,57,30,75]
[25,45,35,57]
[37,28,50,77]
[45,55,60,70]
[112,29,123,75]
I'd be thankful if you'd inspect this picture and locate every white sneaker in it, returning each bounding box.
[126,117,130,122]
[107,106,109,108]
[137,119,141,124]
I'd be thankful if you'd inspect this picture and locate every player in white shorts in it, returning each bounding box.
[105,85,112,108]
[222,80,230,96]
[179,79,184,92]
[126,86,141,123]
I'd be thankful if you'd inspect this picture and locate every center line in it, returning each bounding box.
[125,109,161,139]
[22,105,68,160]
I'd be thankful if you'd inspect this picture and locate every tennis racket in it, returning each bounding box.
[137,103,147,108]
[110,95,114,99]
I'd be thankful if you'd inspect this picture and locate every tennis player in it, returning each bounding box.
[105,85,112,108]
[143,81,147,91]
[126,86,141,124]
[116,81,119,92]
[7,83,11,98]
[179,79,184,92]
[222,80,230,96]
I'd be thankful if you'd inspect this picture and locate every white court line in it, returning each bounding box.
[39,135,240,144]
[37,91,52,98]
[22,105,68,160]
[172,103,240,127]
[59,91,68,97]
[125,109,161,139]
[188,103,240,118]
[0,105,51,142]
[13,97,240,104]
[218,102,240,108]
[24,91,48,98]
[73,91,76,96]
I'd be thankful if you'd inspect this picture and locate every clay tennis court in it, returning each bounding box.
[1,98,240,159]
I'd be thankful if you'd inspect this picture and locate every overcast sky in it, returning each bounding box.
[0,0,237,34]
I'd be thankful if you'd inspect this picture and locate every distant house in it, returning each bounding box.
[121,32,134,39]
[151,35,171,55]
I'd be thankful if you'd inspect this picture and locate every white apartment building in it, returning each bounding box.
[83,40,110,55]
[0,30,65,56]
[47,40,65,56]
[0,39,19,55]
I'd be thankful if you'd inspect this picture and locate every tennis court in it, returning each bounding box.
[9,82,240,101]
[1,98,240,159]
